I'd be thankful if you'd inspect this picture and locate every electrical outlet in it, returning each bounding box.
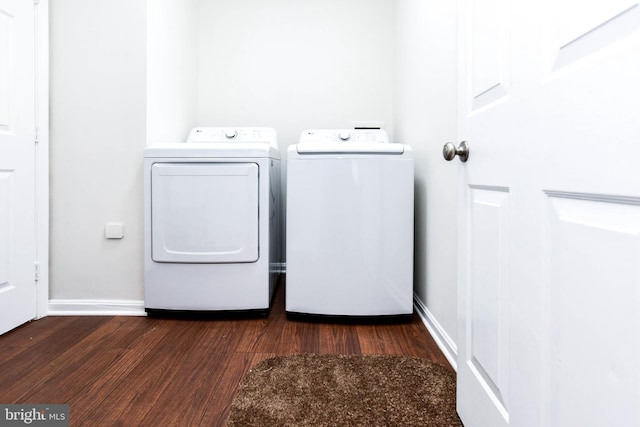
[105,223,124,239]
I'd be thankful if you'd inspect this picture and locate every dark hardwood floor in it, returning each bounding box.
[0,278,451,426]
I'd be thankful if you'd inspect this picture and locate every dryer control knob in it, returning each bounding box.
[225,129,238,139]
[338,132,351,141]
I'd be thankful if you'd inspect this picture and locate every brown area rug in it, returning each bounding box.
[225,354,462,427]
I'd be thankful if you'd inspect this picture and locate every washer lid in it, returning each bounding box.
[296,142,404,154]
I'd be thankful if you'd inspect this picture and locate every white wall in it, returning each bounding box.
[147,0,199,143]
[50,0,147,300]
[393,0,459,361]
[196,0,395,148]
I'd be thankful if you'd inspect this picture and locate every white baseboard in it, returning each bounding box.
[48,299,146,316]
[413,294,458,371]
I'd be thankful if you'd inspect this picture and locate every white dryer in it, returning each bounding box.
[144,127,281,315]
[286,129,414,318]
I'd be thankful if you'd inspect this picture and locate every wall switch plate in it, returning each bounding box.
[105,223,124,239]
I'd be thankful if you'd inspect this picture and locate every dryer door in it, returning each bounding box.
[151,163,259,263]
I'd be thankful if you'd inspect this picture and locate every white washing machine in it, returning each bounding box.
[286,129,414,318]
[144,127,281,315]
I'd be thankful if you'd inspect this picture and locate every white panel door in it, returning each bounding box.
[455,1,640,426]
[0,0,36,335]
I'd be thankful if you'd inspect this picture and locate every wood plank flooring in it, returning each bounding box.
[0,279,452,426]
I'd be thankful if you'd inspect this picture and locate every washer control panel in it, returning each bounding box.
[299,129,389,144]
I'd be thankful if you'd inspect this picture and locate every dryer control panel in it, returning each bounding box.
[187,127,278,149]
[299,129,389,144]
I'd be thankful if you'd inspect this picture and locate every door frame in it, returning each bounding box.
[35,0,49,318]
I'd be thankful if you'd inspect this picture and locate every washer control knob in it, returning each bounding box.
[338,132,351,141]
[225,129,238,139]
